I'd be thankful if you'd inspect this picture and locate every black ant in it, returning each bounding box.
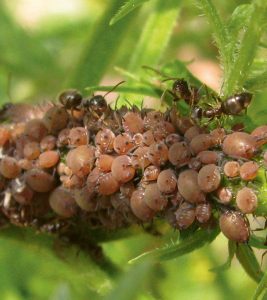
[191,92,253,120]
[58,89,83,117]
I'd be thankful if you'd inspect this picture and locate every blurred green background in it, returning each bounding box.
[0,0,266,299]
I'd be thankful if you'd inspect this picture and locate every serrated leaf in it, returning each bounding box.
[110,0,150,26]
[129,227,220,264]
[236,244,263,283]
[104,259,153,300]
[210,240,236,272]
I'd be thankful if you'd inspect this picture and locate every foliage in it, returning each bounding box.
[0,0,267,299]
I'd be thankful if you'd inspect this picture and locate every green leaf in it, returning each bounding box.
[70,0,137,90]
[197,0,230,78]
[210,240,236,272]
[253,270,267,300]
[128,0,181,72]
[249,235,267,250]
[104,259,154,300]
[128,227,220,263]
[110,0,150,26]
[245,71,267,91]
[236,244,263,283]
[222,4,265,95]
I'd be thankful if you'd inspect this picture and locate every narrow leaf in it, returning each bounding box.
[236,244,263,283]
[70,0,136,90]
[129,227,219,263]
[110,0,150,26]
[249,235,267,250]
[210,240,236,272]
[253,270,267,300]
[197,0,230,77]
[104,259,153,300]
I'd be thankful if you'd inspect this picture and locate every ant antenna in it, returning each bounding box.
[103,80,125,97]
[161,77,180,82]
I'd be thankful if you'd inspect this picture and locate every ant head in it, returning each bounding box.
[240,92,253,108]
[88,95,108,114]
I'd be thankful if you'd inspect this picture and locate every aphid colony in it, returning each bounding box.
[0,86,266,246]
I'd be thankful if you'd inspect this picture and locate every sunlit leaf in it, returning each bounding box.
[129,227,220,263]
[110,0,150,26]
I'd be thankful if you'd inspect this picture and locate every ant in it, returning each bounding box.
[58,89,83,117]
[191,92,253,120]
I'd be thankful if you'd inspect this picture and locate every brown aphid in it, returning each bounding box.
[251,125,267,147]
[196,202,212,223]
[168,141,191,167]
[190,134,213,155]
[197,164,221,193]
[144,111,164,129]
[38,151,59,169]
[147,142,169,166]
[113,133,134,155]
[133,133,144,146]
[170,191,184,206]
[144,183,168,211]
[24,119,48,142]
[57,128,71,147]
[73,186,97,212]
[23,142,41,160]
[177,169,206,203]
[223,161,240,178]
[111,155,135,183]
[18,159,33,170]
[165,133,182,147]
[188,157,202,171]
[219,210,249,243]
[43,106,69,134]
[66,145,95,177]
[98,172,120,195]
[49,186,77,218]
[175,201,196,229]
[25,168,55,192]
[153,121,175,142]
[130,188,155,221]
[197,151,219,165]
[142,130,155,146]
[143,165,160,182]
[216,187,232,204]
[122,111,144,134]
[0,157,21,179]
[97,154,115,172]
[236,187,258,213]
[0,127,11,147]
[222,132,257,159]
[15,134,33,158]
[120,182,135,198]
[11,179,34,205]
[210,128,226,145]
[157,169,177,194]
[86,167,101,191]
[40,135,57,151]
[61,174,84,189]
[176,117,194,134]
[95,128,115,153]
[239,161,259,181]
[68,127,89,147]
[131,146,150,169]
[184,126,204,142]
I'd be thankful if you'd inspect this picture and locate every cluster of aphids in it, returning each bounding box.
[0,79,266,246]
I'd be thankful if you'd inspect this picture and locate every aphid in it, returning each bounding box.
[147,142,169,166]
[236,187,258,213]
[38,151,60,169]
[222,132,257,159]
[216,187,232,204]
[122,112,144,134]
[11,179,34,205]
[0,127,11,147]
[165,133,182,147]
[223,161,240,178]
[113,133,134,155]
[57,128,71,148]
[18,159,33,170]
[210,128,226,145]
[177,169,206,203]
[144,183,168,211]
[43,107,69,134]
[25,168,55,192]
[68,127,89,147]
[175,201,196,229]
[142,130,155,146]
[157,169,177,194]
[239,161,259,181]
[143,165,160,182]
[24,119,48,142]
[0,157,21,179]
[73,186,97,212]
[176,117,194,134]
[197,164,221,193]
[131,146,150,170]
[133,133,144,146]
[23,142,41,160]
[111,155,135,183]
[251,125,267,147]
[40,135,57,151]
[96,154,115,172]
[184,126,205,142]
[195,202,212,223]
[60,174,84,189]
[143,111,164,130]
[95,128,115,153]
[49,186,78,218]
[168,141,191,167]
[66,145,95,177]
[219,210,250,243]
[98,172,120,195]
[190,134,213,155]
[153,121,175,142]
[196,151,219,165]
[130,188,155,221]
[82,81,125,116]
[58,89,82,112]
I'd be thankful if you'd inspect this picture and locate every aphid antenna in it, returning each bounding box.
[103,80,125,97]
